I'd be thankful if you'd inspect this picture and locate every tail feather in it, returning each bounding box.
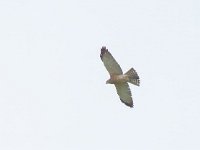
[125,68,140,86]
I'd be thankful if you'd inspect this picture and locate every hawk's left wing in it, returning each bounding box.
[100,47,123,76]
[114,83,133,107]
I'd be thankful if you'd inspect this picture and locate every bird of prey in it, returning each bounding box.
[100,46,140,107]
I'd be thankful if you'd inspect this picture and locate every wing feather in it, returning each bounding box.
[115,83,133,107]
[100,47,123,75]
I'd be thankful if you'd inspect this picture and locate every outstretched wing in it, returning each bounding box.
[115,83,133,107]
[100,47,123,75]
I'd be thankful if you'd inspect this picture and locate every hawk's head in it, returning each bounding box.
[106,79,113,84]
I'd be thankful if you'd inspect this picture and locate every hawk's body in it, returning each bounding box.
[100,47,140,107]
[107,74,129,84]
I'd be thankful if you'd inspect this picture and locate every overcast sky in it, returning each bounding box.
[0,0,200,150]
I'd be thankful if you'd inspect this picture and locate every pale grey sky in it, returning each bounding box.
[0,0,200,150]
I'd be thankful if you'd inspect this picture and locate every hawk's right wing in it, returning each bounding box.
[114,82,133,107]
[100,47,123,75]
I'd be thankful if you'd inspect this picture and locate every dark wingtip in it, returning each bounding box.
[100,46,108,60]
[120,99,134,108]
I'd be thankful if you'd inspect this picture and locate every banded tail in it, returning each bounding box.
[125,68,140,86]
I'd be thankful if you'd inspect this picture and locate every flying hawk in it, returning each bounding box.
[100,46,140,107]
